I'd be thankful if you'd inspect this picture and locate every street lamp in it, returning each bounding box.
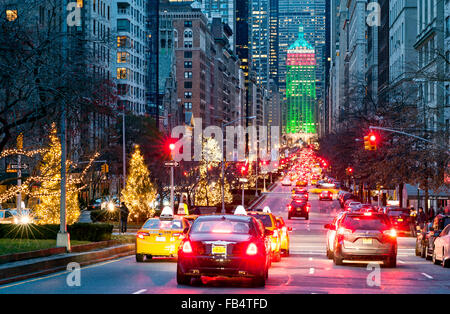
[221,116,256,213]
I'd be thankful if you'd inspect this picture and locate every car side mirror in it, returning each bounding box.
[288,227,293,232]
[265,229,274,236]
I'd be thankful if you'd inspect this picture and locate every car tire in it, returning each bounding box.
[333,253,343,265]
[326,248,334,259]
[415,241,421,256]
[288,213,291,220]
[421,243,426,258]
[176,266,191,285]
[443,257,450,268]
[385,255,397,268]
[146,255,153,260]
[136,254,144,262]
[425,246,432,260]
[273,251,281,262]
[432,250,441,265]
[305,214,309,220]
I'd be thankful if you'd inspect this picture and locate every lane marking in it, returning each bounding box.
[398,260,405,264]
[133,289,147,294]
[0,255,133,290]
[309,267,315,274]
[421,273,433,279]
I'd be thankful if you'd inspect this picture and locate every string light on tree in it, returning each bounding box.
[121,145,157,222]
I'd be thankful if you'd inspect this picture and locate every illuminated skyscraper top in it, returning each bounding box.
[285,27,317,134]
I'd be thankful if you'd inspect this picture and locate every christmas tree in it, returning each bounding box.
[121,145,157,221]
[195,137,232,206]
[34,125,80,224]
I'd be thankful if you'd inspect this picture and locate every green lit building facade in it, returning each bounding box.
[285,28,317,134]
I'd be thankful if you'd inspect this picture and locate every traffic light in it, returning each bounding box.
[101,163,109,173]
[364,132,377,150]
[346,167,353,176]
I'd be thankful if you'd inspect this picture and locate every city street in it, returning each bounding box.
[1,181,448,294]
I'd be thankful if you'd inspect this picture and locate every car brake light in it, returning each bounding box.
[182,240,193,253]
[383,229,397,237]
[288,205,292,211]
[136,232,149,239]
[246,243,258,255]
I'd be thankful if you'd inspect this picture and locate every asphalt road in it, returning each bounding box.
[1,182,449,294]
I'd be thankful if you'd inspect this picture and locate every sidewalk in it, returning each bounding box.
[0,243,135,285]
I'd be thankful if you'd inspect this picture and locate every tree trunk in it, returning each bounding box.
[399,183,404,208]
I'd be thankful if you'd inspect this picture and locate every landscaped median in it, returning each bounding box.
[0,223,136,285]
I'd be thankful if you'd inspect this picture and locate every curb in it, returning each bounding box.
[0,244,135,286]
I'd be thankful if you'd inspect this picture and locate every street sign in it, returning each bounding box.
[164,161,180,167]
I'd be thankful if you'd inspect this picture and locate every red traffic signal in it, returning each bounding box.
[346,167,354,175]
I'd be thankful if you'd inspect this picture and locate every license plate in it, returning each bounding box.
[212,245,226,255]
[155,236,166,242]
[397,218,403,222]
[362,238,373,245]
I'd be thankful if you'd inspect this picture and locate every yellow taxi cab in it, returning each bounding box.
[247,207,282,262]
[276,216,292,256]
[135,207,190,262]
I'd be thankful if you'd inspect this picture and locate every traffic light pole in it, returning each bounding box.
[369,126,450,153]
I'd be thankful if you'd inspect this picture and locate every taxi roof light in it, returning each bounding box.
[263,206,271,213]
[160,206,174,220]
[234,205,247,215]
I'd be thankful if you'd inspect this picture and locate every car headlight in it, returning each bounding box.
[20,216,31,224]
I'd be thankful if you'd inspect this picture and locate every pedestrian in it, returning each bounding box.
[120,202,129,233]
[427,207,435,223]
[417,207,426,230]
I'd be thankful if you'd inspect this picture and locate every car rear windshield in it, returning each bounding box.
[388,210,410,216]
[343,215,391,230]
[142,219,183,230]
[247,214,274,228]
[191,219,251,234]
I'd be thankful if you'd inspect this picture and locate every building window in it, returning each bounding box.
[117,52,129,63]
[184,61,192,68]
[184,92,192,99]
[117,19,130,32]
[6,9,18,21]
[184,81,192,89]
[117,36,129,47]
[184,41,193,48]
[184,51,192,58]
[184,71,193,79]
[184,102,192,110]
[184,29,193,38]
[117,68,128,79]
[184,20,192,27]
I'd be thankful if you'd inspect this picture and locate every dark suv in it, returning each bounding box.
[288,199,310,220]
[328,212,397,267]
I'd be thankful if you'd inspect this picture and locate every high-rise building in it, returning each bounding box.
[113,0,149,116]
[250,0,270,88]
[285,28,317,134]
[278,0,326,102]
[199,0,236,51]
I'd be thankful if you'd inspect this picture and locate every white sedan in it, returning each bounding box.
[281,177,292,186]
[433,223,450,267]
